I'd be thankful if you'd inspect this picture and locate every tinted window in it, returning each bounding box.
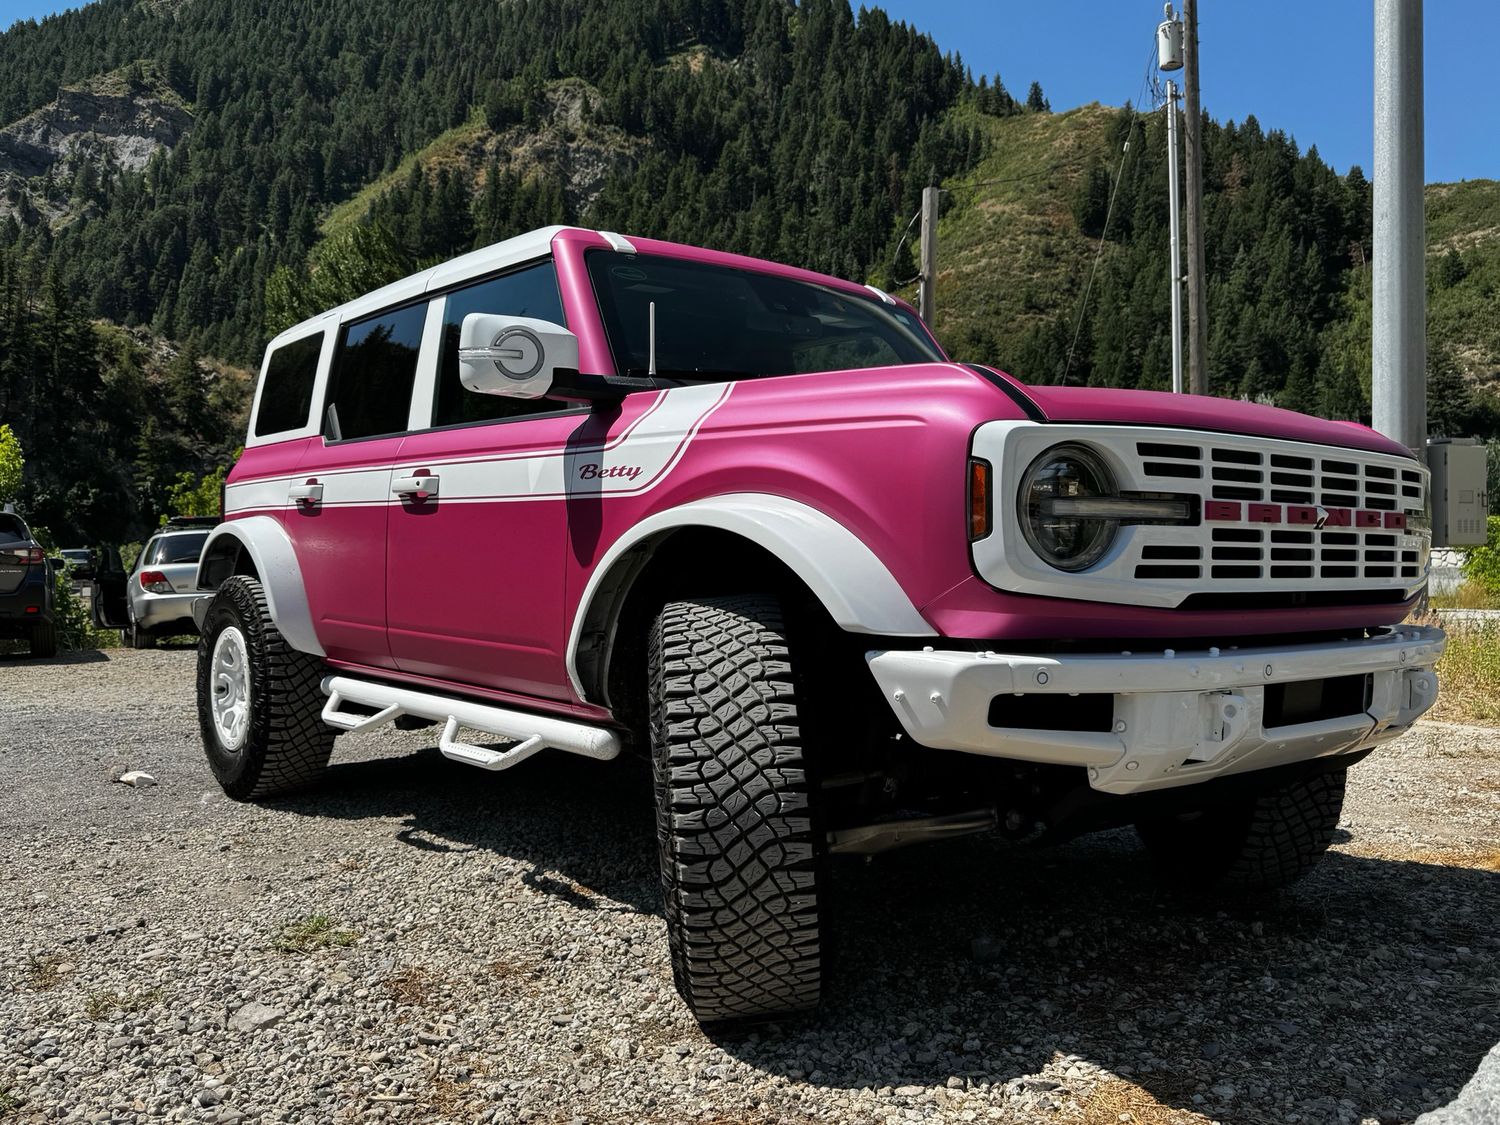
[325,303,426,440]
[586,250,943,382]
[0,514,29,543]
[255,332,323,437]
[143,532,208,567]
[434,261,567,427]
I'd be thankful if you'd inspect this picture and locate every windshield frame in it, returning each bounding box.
[584,249,943,383]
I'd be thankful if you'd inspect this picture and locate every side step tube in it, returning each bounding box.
[320,675,621,771]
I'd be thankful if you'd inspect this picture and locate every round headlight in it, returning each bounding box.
[1019,444,1118,571]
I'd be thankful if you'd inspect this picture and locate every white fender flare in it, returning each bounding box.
[194,516,325,657]
[566,493,936,701]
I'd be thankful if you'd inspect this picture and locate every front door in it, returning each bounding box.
[385,260,583,700]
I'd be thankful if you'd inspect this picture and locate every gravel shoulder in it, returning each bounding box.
[1,647,1497,1125]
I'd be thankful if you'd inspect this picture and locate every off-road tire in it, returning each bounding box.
[1135,768,1347,893]
[650,594,823,1023]
[29,620,57,658]
[197,576,335,800]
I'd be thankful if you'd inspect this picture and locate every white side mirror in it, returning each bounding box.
[457,314,579,400]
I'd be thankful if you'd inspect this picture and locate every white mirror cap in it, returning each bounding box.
[457,314,579,400]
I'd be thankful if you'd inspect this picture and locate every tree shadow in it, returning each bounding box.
[267,746,1499,1123]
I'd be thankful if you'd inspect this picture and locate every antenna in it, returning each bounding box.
[648,301,657,377]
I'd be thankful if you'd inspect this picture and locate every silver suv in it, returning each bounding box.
[124,524,213,648]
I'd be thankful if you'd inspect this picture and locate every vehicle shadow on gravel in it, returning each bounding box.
[271,748,1498,1123]
[718,836,1500,1124]
[0,647,108,664]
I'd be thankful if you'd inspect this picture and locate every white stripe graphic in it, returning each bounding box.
[224,384,732,514]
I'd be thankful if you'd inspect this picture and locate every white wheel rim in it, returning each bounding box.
[211,626,252,753]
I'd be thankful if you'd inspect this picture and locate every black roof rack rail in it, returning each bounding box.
[163,515,221,529]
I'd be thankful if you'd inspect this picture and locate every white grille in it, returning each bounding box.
[1132,439,1426,586]
[969,422,1431,611]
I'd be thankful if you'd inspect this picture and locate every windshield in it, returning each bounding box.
[143,532,209,567]
[586,250,943,381]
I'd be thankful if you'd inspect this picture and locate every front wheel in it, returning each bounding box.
[650,594,824,1024]
[197,576,335,800]
[1135,768,1347,893]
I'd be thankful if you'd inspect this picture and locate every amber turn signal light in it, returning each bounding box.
[968,458,992,541]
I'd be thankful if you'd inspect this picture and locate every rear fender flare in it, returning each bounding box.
[194,516,324,657]
[566,492,936,702]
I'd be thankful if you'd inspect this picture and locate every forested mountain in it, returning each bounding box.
[0,0,1496,541]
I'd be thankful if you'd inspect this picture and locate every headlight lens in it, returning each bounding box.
[1019,445,1118,571]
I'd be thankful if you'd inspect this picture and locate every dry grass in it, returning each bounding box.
[24,953,67,992]
[1429,581,1500,610]
[1427,616,1500,725]
[83,986,163,1020]
[1077,1077,1215,1125]
[272,913,358,954]
[386,966,446,1008]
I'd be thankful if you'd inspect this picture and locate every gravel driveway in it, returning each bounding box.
[1,648,1497,1125]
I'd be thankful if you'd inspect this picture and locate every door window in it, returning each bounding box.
[433,261,568,428]
[255,331,324,437]
[324,303,427,441]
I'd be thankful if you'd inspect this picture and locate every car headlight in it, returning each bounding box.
[1019,444,1119,571]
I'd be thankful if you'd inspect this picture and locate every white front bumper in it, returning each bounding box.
[866,626,1444,795]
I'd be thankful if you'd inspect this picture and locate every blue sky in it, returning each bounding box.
[2,0,1495,184]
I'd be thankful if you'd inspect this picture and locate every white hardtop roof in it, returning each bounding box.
[268,225,574,348]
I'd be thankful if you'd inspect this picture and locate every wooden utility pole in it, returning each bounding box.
[1182,0,1209,395]
[919,185,939,325]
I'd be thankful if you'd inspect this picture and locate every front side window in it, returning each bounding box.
[255,331,324,437]
[586,250,943,382]
[324,303,426,441]
[433,260,568,428]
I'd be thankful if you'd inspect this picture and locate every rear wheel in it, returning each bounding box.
[197,576,335,799]
[126,620,154,649]
[650,594,824,1023]
[1135,768,1347,893]
[29,620,56,658]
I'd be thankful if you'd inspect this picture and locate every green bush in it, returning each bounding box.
[1461,516,1500,596]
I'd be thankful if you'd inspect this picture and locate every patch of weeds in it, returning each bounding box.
[0,1084,20,1118]
[84,986,164,1019]
[25,953,67,991]
[273,913,358,954]
[386,966,444,1007]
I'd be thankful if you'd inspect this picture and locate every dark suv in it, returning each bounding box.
[0,512,56,657]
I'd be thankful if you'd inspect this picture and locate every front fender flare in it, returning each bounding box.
[566,493,936,702]
[194,516,324,657]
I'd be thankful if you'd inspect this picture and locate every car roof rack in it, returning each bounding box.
[163,515,220,529]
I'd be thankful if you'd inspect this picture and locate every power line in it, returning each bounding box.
[1062,117,1139,386]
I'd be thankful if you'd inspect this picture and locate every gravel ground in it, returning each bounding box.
[1,647,1498,1125]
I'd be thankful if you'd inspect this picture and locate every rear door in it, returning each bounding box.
[292,301,428,668]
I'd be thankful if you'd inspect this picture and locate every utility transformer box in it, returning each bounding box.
[1427,437,1490,547]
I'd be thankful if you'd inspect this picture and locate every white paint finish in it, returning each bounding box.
[320,674,620,762]
[971,421,1429,608]
[597,230,637,253]
[866,624,1445,795]
[195,517,325,656]
[407,298,446,433]
[244,318,336,448]
[566,492,937,701]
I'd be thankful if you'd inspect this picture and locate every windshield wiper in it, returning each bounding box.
[625,367,757,382]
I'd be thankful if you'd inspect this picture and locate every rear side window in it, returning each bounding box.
[143,532,209,567]
[434,261,567,428]
[255,332,324,437]
[325,303,426,441]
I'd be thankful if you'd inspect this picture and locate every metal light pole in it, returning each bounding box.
[1372,0,1425,454]
[1158,6,1185,394]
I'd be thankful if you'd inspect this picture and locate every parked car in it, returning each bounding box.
[101,518,216,648]
[190,225,1445,1024]
[0,512,57,657]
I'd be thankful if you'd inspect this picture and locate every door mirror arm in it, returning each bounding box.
[547,369,659,407]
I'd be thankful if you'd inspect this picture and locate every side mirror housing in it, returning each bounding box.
[458,314,579,401]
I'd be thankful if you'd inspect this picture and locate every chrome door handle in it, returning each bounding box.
[392,473,440,500]
[288,480,323,505]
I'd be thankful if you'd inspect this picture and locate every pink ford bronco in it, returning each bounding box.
[193,226,1445,1022]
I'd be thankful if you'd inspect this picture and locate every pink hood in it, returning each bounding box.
[982,369,1413,460]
